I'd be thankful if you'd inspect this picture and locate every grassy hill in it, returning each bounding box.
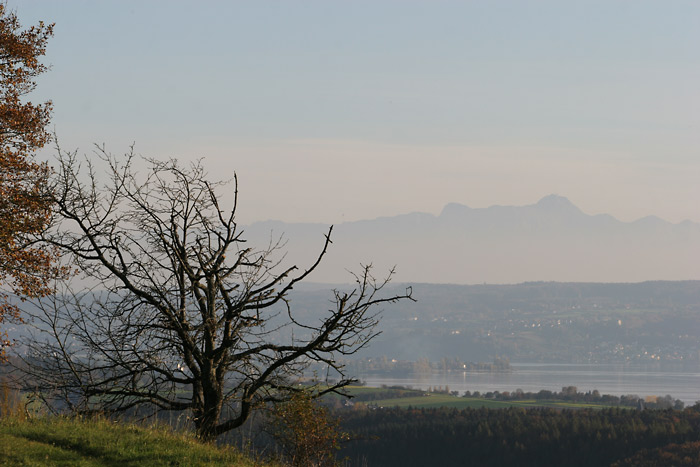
[0,416,272,466]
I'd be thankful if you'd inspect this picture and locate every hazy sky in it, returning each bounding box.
[12,1,700,224]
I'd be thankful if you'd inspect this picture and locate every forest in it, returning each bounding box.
[336,404,700,466]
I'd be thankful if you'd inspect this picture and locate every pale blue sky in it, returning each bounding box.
[12,1,700,224]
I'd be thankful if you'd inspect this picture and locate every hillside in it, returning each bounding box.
[285,280,700,364]
[8,280,700,365]
[0,417,271,467]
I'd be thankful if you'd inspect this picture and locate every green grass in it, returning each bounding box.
[369,394,517,409]
[368,394,616,409]
[0,416,272,466]
[341,385,617,410]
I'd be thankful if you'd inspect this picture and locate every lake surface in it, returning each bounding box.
[359,363,700,405]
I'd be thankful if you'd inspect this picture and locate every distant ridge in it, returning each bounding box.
[244,196,700,284]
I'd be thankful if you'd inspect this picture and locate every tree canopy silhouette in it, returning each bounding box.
[20,146,413,440]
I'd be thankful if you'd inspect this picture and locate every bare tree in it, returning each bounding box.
[18,146,412,440]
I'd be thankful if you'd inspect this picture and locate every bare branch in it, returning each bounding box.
[15,149,413,441]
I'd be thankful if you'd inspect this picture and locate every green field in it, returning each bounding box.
[342,386,615,410]
[368,395,612,410]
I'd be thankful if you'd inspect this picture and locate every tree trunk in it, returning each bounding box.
[194,370,224,441]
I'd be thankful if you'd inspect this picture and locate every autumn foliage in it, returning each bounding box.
[0,4,55,357]
[268,391,348,467]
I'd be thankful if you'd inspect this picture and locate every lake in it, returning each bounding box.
[359,363,700,405]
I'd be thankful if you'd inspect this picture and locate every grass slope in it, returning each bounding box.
[0,417,270,467]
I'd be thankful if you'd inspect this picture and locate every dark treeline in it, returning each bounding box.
[462,386,685,410]
[338,405,700,466]
[613,440,700,466]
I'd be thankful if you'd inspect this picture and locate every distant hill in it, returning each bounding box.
[243,195,700,284]
[285,280,700,363]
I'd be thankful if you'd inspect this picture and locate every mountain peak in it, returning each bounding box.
[534,194,581,213]
[439,202,472,217]
[536,194,573,206]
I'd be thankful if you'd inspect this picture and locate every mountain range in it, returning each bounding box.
[242,195,700,284]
